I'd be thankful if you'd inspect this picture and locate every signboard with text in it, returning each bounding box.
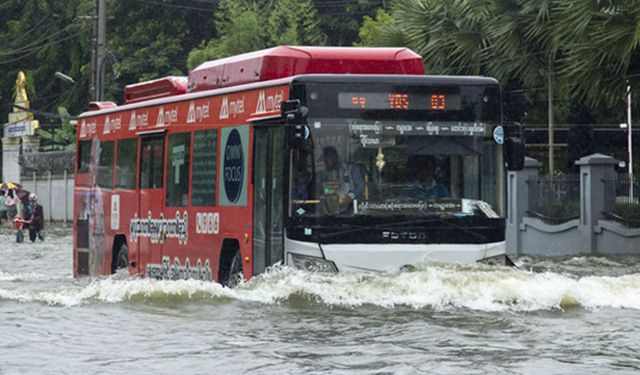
[4,119,38,137]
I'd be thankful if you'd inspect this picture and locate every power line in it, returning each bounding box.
[0,30,85,65]
[2,8,58,48]
[4,1,91,41]
[0,19,81,57]
[181,0,220,4]
[131,0,217,12]
[10,104,78,120]
[40,78,91,114]
[315,0,383,7]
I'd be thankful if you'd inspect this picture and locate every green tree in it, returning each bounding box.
[37,107,76,151]
[187,0,327,69]
[0,0,92,125]
[554,0,640,107]
[313,0,384,46]
[106,1,218,102]
[187,2,266,69]
[480,0,569,128]
[362,0,640,115]
[0,0,220,146]
[363,0,543,123]
[355,9,398,47]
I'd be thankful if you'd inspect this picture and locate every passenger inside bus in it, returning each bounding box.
[405,156,449,199]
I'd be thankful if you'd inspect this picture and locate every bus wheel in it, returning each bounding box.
[114,244,129,273]
[222,251,243,288]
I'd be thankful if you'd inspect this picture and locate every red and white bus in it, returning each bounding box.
[73,46,524,285]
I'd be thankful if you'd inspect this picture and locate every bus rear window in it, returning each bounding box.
[77,140,91,174]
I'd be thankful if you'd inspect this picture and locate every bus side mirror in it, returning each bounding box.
[281,100,308,124]
[281,100,309,147]
[504,123,525,171]
[505,139,525,171]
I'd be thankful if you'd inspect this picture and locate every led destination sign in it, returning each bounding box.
[338,92,462,111]
[305,82,501,123]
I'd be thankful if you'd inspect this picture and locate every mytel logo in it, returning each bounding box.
[223,129,243,203]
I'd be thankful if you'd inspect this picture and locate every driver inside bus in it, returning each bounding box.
[317,146,365,214]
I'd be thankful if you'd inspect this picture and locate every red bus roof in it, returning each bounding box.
[124,76,187,104]
[187,46,424,93]
[86,46,425,114]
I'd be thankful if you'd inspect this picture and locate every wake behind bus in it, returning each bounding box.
[73,46,525,285]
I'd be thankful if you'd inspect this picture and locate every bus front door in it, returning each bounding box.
[136,134,165,275]
[253,127,285,275]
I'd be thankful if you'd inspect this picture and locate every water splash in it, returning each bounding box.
[1,263,639,311]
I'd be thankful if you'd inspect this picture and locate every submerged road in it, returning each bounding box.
[1,226,639,374]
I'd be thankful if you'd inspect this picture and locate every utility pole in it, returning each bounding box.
[96,0,107,101]
[627,83,633,200]
[89,1,97,101]
[89,0,107,102]
[548,55,554,176]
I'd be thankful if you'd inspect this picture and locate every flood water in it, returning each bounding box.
[1,226,640,374]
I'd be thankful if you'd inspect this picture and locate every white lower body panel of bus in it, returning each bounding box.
[285,238,507,273]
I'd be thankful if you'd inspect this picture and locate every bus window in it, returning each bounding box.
[166,132,191,207]
[140,136,164,189]
[97,141,114,189]
[115,138,138,189]
[192,129,217,206]
[77,140,92,174]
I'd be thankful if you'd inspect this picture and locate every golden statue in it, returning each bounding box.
[8,70,36,127]
[14,71,29,106]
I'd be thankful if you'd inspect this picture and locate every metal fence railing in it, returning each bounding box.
[526,175,581,225]
[603,174,640,228]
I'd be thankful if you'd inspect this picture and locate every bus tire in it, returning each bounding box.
[228,251,243,287]
[220,250,243,288]
[114,244,128,273]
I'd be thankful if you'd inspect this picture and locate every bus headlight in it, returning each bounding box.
[290,253,338,273]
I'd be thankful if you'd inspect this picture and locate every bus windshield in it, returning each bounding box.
[288,81,504,219]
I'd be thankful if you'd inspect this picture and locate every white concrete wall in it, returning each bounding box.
[21,173,74,222]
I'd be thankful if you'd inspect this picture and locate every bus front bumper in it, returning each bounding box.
[285,238,509,273]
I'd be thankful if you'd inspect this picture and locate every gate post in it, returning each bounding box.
[576,154,617,255]
[2,137,21,183]
[48,170,52,222]
[64,169,68,223]
[506,157,542,255]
